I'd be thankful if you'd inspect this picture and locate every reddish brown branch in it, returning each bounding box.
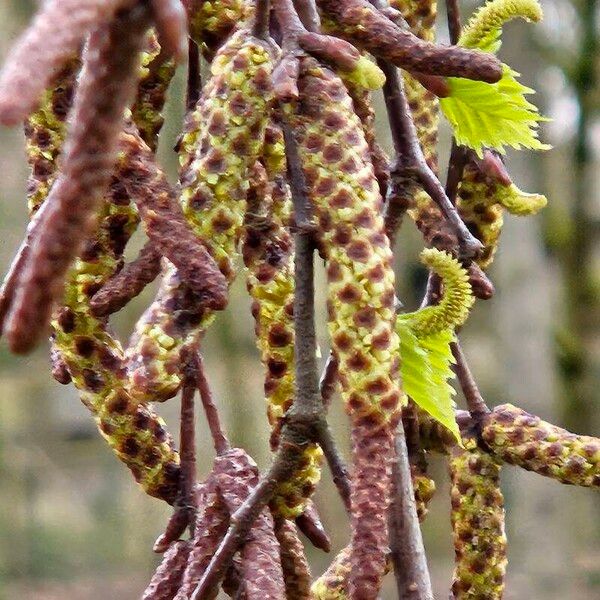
[196,352,230,456]
[317,0,502,82]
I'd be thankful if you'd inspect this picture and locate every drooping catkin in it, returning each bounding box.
[176,480,230,599]
[50,188,181,502]
[11,43,181,502]
[449,436,507,600]
[290,56,403,598]
[213,448,285,599]
[127,30,277,402]
[243,125,322,519]
[143,541,191,600]
[5,6,151,354]
[481,404,600,487]
[274,517,312,599]
[0,0,138,124]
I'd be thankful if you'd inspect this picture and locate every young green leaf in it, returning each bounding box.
[397,321,461,442]
[396,249,475,443]
[439,0,550,157]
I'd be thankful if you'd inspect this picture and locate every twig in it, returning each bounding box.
[389,423,434,600]
[380,61,481,258]
[179,348,199,517]
[153,346,199,552]
[450,340,490,418]
[196,351,230,456]
[252,0,272,40]
[293,0,321,32]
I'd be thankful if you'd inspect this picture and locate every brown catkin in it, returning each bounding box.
[449,437,507,600]
[117,129,228,308]
[6,5,150,354]
[176,480,229,600]
[0,0,137,124]
[317,0,502,82]
[274,518,312,599]
[90,241,162,317]
[143,541,192,600]
[481,403,600,488]
[214,449,285,599]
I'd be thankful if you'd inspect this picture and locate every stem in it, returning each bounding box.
[252,0,272,40]
[196,351,231,456]
[380,62,481,257]
[293,0,320,32]
[450,340,490,418]
[389,422,434,600]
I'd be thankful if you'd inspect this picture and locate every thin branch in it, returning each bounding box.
[252,0,272,40]
[451,340,490,418]
[380,62,481,258]
[389,423,434,600]
[153,346,199,552]
[196,351,230,456]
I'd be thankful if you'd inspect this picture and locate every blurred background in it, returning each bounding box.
[0,0,599,598]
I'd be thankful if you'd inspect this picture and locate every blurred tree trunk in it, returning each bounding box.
[546,0,600,433]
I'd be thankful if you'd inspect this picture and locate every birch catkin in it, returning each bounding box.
[290,56,403,598]
[449,437,507,599]
[127,30,277,402]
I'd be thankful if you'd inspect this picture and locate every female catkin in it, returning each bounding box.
[290,56,403,597]
[126,30,277,402]
[449,436,507,599]
[243,125,322,519]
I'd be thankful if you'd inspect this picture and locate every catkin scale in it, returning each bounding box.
[126,31,277,403]
[449,437,507,600]
[481,404,600,487]
[290,56,403,598]
[243,126,322,519]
